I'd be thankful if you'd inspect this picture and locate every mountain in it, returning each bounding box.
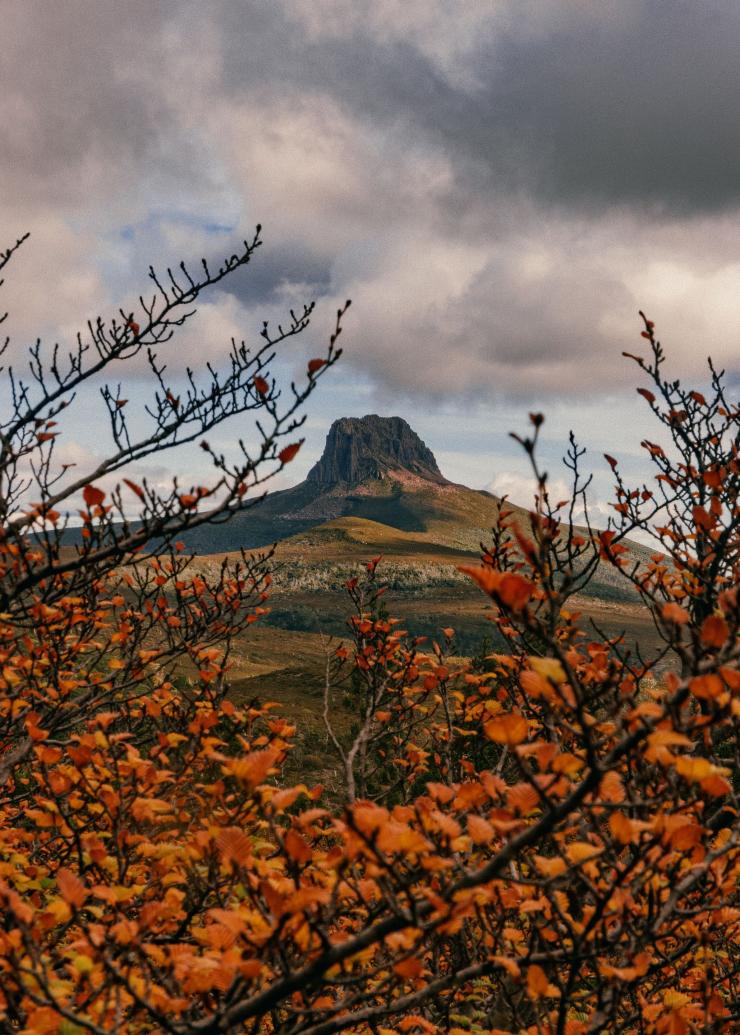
[181,414,498,554]
[183,413,656,663]
[306,415,444,486]
[184,413,653,607]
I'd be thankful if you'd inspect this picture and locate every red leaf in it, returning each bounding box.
[253,376,269,396]
[278,442,301,464]
[126,319,140,335]
[83,484,105,507]
[692,505,714,532]
[604,454,618,470]
[307,358,326,375]
[123,478,145,500]
[636,387,656,404]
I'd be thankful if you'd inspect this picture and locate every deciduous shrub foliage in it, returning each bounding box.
[0,235,737,1035]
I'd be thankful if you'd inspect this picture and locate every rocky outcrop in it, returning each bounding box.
[306,415,445,486]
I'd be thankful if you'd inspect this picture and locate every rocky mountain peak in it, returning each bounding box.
[306,415,444,486]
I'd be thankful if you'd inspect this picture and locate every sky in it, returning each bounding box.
[2,0,739,520]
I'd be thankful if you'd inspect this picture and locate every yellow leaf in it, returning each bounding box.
[226,748,279,789]
[674,757,713,782]
[529,657,566,683]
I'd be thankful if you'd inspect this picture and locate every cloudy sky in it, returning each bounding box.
[2,0,739,516]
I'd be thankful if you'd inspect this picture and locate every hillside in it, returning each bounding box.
[178,414,483,553]
[181,417,661,723]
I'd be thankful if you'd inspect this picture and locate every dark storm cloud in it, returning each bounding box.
[2,0,738,403]
[467,1,740,213]
[216,0,740,216]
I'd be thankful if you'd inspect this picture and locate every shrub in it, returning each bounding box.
[0,233,736,1035]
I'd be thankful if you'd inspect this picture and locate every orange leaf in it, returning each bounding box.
[609,811,636,845]
[700,774,732,796]
[566,841,601,864]
[674,756,714,782]
[216,827,252,865]
[662,602,689,625]
[57,868,87,908]
[647,728,692,749]
[492,955,521,980]
[467,814,495,845]
[520,669,554,701]
[535,855,567,878]
[497,573,534,611]
[283,829,312,865]
[457,564,502,596]
[278,442,301,464]
[600,771,625,803]
[701,615,728,648]
[485,712,528,746]
[227,748,279,788]
[527,964,549,998]
[689,674,724,701]
[83,484,105,507]
[394,957,423,979]
[507,782,539,815]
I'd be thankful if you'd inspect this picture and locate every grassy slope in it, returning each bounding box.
[187,480,662,788]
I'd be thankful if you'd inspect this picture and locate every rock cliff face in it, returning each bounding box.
[306,415,444,486]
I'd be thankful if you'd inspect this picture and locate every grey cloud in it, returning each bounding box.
[0,1,233,226]
[2,0,738,410]
[220,242,332,306]
[214,0,740,216]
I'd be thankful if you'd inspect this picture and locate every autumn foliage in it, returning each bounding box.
[0,235,737,1035]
